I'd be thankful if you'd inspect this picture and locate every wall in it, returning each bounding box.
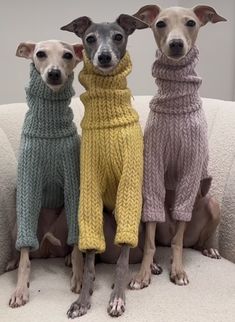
[0,0,234,104]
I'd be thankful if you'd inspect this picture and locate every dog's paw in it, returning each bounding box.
[65,254,72,267]
[202,248,221,259]
[170,266,189,286]
[70,271,82,294]
[5,258,19,272]
[151,263,163,275]
[9,286,29,308]
[107,290,125,317]
[129,268,152,290]
[67,300,91,319]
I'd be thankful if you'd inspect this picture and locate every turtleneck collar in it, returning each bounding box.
[26,63,75,100]
[79,51,139,129]
[23,64,76,138]
[150,46,202,114]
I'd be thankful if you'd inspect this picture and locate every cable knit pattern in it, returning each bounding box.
[143,47,209,222]
[16,64,80,251]
[78,52,143,252]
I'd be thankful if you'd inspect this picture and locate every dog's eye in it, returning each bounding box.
[186,20,196,27]
[156,21,166,28]
[114,33,123,42]
[36,51,47,58]
[86,35,96,44]
[63,52,73,60]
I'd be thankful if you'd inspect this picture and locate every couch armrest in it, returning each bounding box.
[219,161,235,262]
[0,128,17,274]
[204,98,235,263]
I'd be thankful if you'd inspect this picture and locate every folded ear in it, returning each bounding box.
[73,44,84,61]
[193,5,227,26]
[16,42,35,59]
[61,16,92,38]
[133,5,161,26]
[116,14,149,35]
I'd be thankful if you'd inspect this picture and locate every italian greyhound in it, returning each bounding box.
[61,15,148,318]
[8,40,84,308]
[129,5,226,289]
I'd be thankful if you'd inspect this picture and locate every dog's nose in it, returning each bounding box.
[98,53,112,65]
[169,39,184,55]
[48,69,61,81]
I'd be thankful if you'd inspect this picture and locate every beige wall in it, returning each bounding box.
[0,0,233,104]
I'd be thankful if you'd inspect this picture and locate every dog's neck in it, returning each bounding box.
[150,46,202,114]
[23,64,76,138]
[79,51,139,129]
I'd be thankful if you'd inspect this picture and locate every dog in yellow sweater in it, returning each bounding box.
[61,14,148,317]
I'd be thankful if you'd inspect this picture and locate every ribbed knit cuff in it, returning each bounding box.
[142,202,165,222]
[16,236,39,252]
[79,237,106,253]
[114,230,138,248]
[172,209,192,222]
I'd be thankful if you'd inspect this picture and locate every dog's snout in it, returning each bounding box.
[98,53,112,66]
[48,69,61,81]
[169,39,184,56]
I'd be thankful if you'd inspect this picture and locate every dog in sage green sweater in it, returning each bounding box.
[9,40,83,308]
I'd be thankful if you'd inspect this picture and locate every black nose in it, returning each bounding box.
[98,52,112,65]
[169,39,184,55]
[48,69,61,81]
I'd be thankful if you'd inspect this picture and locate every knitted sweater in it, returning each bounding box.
[16,64,80,251]
[78,52,143,252]
[143,46,208,222]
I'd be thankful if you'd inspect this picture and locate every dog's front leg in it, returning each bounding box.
[170,221,189,285]
[107,244,130,317]
[9,247,30,308]
[67,250,95,319]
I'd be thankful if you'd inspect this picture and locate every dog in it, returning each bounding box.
[129,5,226,289]
[61,15,148,317]
[8,40,84,308]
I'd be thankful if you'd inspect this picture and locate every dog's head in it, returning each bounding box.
[16,40,83,91]
[61,15,148,73]
[133,5,226,60]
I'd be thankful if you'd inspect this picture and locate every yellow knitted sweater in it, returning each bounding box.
[78,52,143,252]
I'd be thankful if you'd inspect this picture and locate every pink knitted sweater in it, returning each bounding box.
[143,46,208,222]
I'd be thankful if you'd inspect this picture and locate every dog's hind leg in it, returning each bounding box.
[194,196,221,259]
[62,135,84,293]
[67,250,95,318]
[170,221,189,285]
[107,244,130,317]
[6,222,20,272]
[70,246,84,293]
[9,248,30,308]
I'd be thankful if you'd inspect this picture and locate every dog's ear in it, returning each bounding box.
[73,44,84,61]
[61,16,92,38]
[116,14,149,35]
[16,42,35,59]
[132,5,161,26]
[193,6,227,26]
[200,176,212,197]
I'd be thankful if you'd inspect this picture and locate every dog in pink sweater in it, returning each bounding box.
[129,5,226,289]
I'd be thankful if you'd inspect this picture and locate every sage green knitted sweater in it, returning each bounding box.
[16,64,80,251]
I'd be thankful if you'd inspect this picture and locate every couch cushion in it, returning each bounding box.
[1,247,234,322]
[0,128,17,274]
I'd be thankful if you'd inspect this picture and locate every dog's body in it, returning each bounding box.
[129,5,226,289]
[61,15,148,317]
[8,40,84,308]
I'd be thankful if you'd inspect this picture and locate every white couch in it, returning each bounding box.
[0,97,235,322]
